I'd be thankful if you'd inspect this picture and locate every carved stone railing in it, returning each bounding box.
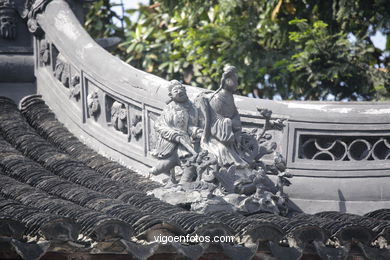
[29,0,390,214]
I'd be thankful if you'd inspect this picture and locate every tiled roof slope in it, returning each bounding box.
[0,95,389,259]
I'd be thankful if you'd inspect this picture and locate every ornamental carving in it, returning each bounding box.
[0,0,16,40]
[69,75,80,100]
[111,101,127,134]
[147,112,159,152]
[87,91,100,118]
[241,108,286,166]
[39,39,50,66]
[300,135,390,161]
[130,115,142,140]
[23,0,51,36]
[150,66,291,216]
[54,53,69,87]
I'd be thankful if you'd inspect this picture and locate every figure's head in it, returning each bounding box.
[221,66,238,92]
[168,80,188,103]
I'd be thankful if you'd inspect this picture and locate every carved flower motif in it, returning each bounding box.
[111,101,128,134]
[54,54,69,87]
[39,40,50,65]
[131,115,142,140]
[87,92,100,117]
[69,75,81,99]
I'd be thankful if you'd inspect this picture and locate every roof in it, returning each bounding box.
[0,95,390,260]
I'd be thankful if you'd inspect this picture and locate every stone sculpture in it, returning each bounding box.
[54,53,70,87]
[111,101,128,134]
[69,75,80,99]
[199,66,248,168]
[150,66,292,215]
[130,115,143,140]
[150,80,202,184]
[87,91,100,118]
[39,39,50,66]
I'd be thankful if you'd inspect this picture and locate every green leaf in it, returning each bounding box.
[135,24,142,40]
[126,42,137,53]
[288,18,307,25]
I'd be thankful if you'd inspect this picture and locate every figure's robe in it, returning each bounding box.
[201,91,248,168]
[152,101,198,159]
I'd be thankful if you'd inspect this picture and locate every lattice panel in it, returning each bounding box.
[299,135,390,161]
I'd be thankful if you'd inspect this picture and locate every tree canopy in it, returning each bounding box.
[85,0,390,101]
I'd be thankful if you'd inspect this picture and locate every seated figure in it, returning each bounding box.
[150,80,202,183]
[199,66,248,168]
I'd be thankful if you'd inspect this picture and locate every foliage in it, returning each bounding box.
[85,0,390,101]
[287,19,388,100]
[84,0,124,39]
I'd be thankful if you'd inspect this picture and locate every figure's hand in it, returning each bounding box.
[177,136,197,155]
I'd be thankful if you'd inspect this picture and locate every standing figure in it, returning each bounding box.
[150,80,202,183]
[200,66,248,168]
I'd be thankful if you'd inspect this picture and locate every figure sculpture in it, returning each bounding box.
[150,67,292,215]
[199,66,248,168]
[150,80,202,184]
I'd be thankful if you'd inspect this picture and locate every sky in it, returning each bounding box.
[111,0,148,22]
[371,31,387,50]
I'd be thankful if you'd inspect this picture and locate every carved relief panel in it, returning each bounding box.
[69,70,81,101]
[111,101,128,134]
[51,44,71,91]
[87,91,100,118]
[47,44,82,112]
[38,38,50,66]
[129,104,143,147]
[84,79,102,122]
[146,110,161,156]
[53,52,70,88]
[105,96,128,136]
